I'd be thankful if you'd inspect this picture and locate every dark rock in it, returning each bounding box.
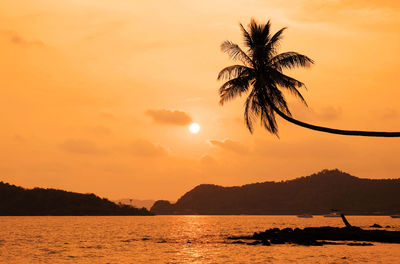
[345,226,362,231]
[230,225,400,246]
[246,241,261,245]
[292,238,322,246]
[231,240,246,244]
[227,235,252,240]
[311,241,324,246]
[270,238,285,244]
[347,242,373,246]
[320,241,344,245]
[282,227,293,233]
[370,224,382,228]
[253,232,262,240]
[386,225,391,228]
[262,240,271,246]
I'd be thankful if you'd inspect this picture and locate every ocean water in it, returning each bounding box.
[0,215,399,263]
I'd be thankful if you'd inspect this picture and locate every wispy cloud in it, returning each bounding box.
[13,134,26,143]
[145,109,192,126]
[88,125,112,135]
[380,108,399,120]
[59,139,105,155]
[293,0,400,29]
[291,103,342,122]
[209,139,250,155]
[1,30,44,46]
[199,154,217,166]
[129,139,168,157]
[99,112,117,121]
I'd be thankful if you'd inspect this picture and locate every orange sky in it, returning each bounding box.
[1,0,400,201]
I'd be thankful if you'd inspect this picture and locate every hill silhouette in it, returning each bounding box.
[115,198,155,210]
[0,182,152,216]
[151,169,400,215]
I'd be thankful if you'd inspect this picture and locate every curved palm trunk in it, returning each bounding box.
[340,213,353,228]
[270,104,400,137]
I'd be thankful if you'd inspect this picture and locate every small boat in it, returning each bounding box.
[323,212,341,217]
[390,215,400,218]
[297,214,313,218]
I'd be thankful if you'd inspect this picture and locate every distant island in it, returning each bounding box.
[0,182,152,216]
[115,198,155,210]
[151,169,400,215]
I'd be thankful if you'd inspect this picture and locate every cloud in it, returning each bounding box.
[129,139,168,157]
[200,154,217,166]
[185,97,203,102]
[59,139,105,155]
[145,109,192,126]
[310,0,400,11]
[13,134,26,143]
[315,106,342,121]
[294,0,400,28]
[380,108,399,120]
[291,103,342,122]
[99,112,117,121]
[253,138,352,160]
[209,139,250,155]
[1,30,44,46]
[88,125,112,135]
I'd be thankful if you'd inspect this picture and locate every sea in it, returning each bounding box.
[0,215,399,263]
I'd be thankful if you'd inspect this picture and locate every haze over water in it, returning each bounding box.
[1,215,399,263]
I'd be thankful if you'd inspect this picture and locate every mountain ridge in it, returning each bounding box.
[0,181,153,216]
[151,169,400,215]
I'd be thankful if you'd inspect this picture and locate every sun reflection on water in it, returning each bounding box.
[179,216,205,242]
[175,216,209,263]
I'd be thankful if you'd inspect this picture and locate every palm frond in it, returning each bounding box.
[265,27,286,57]
[260,105,278,135]
[221,41,253,66]
[249,18,261,37]
[249,19,271,46]
[219,76,251,105]
[240,23,253,49]
[271,52,314,70]
[267,86,292,116]
[271,70,308,106]
[251,91,279,135]
[260,19,272,46]
[244,89,258,133]
[217,65,254,81]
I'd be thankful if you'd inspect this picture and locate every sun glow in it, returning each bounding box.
[189,123,200,134]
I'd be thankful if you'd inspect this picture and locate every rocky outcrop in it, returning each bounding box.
[228,226,400,246]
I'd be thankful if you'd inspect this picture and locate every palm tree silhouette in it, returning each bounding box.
[218,19,400,137]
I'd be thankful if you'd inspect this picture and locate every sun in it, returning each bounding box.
[189,123,200,134]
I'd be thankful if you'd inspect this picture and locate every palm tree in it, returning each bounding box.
[218,19,400,137]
